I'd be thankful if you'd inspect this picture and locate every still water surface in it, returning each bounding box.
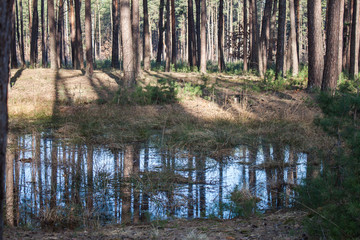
[6,131,310,227]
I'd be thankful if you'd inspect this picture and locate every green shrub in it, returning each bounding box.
[297,92,360,239]
[224,186,260,218]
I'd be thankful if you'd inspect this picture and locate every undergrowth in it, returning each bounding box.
[297,89,360,239]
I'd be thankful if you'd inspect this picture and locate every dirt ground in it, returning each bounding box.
[4,210,307,240]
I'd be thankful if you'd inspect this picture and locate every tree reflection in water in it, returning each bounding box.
[4,132,309,228]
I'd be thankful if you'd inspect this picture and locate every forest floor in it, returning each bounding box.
[4,210,307,239]
[8,68,330,151]
[6,68,326,239]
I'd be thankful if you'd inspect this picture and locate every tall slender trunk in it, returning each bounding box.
[86,146,93,210]
[156,0,165,63]
[322,0,341,92]
[30,0,39,67]
[218,0,225,72]
[200,0,206,73]
[171,0,176,67]
[132,0,141,77]
[307,0,324,88]
[196,0,200,69]
[275,0,286,79]
[120,0,135,87]
[18,0,25,66]
[268,0,277,63]
[69,0,76,68]
[85,0,93,75]
[57,0,64,68]
[289,0,299,75]
[188,0,196,67]
[112,0,119,68]
[48,0,58,70]
[338,0,345,75]
[0,3,13,238]
[250,0,258,70]
[41,0,46,66]
[11,2,18,68]
[258,0,272,77]
[350,0,359,77]
[294,0,300,61]
[6,135,14,226]
[75,0,84,69]
[243,0,248,71]
[165,0,171,71]
[143,0,150,70]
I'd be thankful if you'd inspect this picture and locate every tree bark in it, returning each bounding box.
[111,0,119,68]
[156,0,165,63]
[0,3,14,238]
[188,0,196,67]
[18,0,25,66]
[258,0,272,77]
[69,0,77,68]
[275,0,286,79]
[48,0,58,70]
[322,0,341,92]
[30,0,39,67]
[268,0,277,63]
[75,0,84,69]
[120,0,135,87]
[41,0,46,66]
[143,0,150,70]
[250,0,258,70]
[5,135,14,226]
[218,0,225,72]
[289,0,299,75]
[307,0,324,88]
[85,0,93,76]
[171,0,176,67]
[132,0,141,77]
[165,0,171,71]
[243,0,248,71]
[11,2,18,68]
[57,0,64,68]
[338,0,345,75]
[196,0,200,69]
[294,0,300,60]
[200,0,206,73]
[350,0,359,77]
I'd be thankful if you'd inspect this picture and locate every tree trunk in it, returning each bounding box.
[75,0,84,69]
[48,0,58,70]
[243,0,248,71]
[41,0,46,66]
[218,0,225,72]
[86,146,93,210]
[69,0,77,68]
[350,0,359,77]
[50,140,58,209]
[11,2,18,68]
[258,0,272,77]
[143,0,150,70]
[200,0,206,73]
[322,0,341,92]
[156,0,165,63]
[0,4,14,238]
[165,0,171,71]
[289,0,299,75]
[30,0,39,67]
[171,0,176,67]
[250,0,258,70]
[294,0,300,61]
[57,0,64,68]
[111,0,119,68]
[307,0,324,88]
[120,0,135,87]
[85,0,93,76]
[338,0,345,75]
[196,0,200,69]
[18,0,25,66]
[188,0,196,67]
[268,0,277,63]
[275,0,286,79]
[132,0,141,77]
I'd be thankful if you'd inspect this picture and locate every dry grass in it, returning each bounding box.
[8,68,330,151]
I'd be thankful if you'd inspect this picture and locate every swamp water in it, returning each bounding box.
[5,131,312,228]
